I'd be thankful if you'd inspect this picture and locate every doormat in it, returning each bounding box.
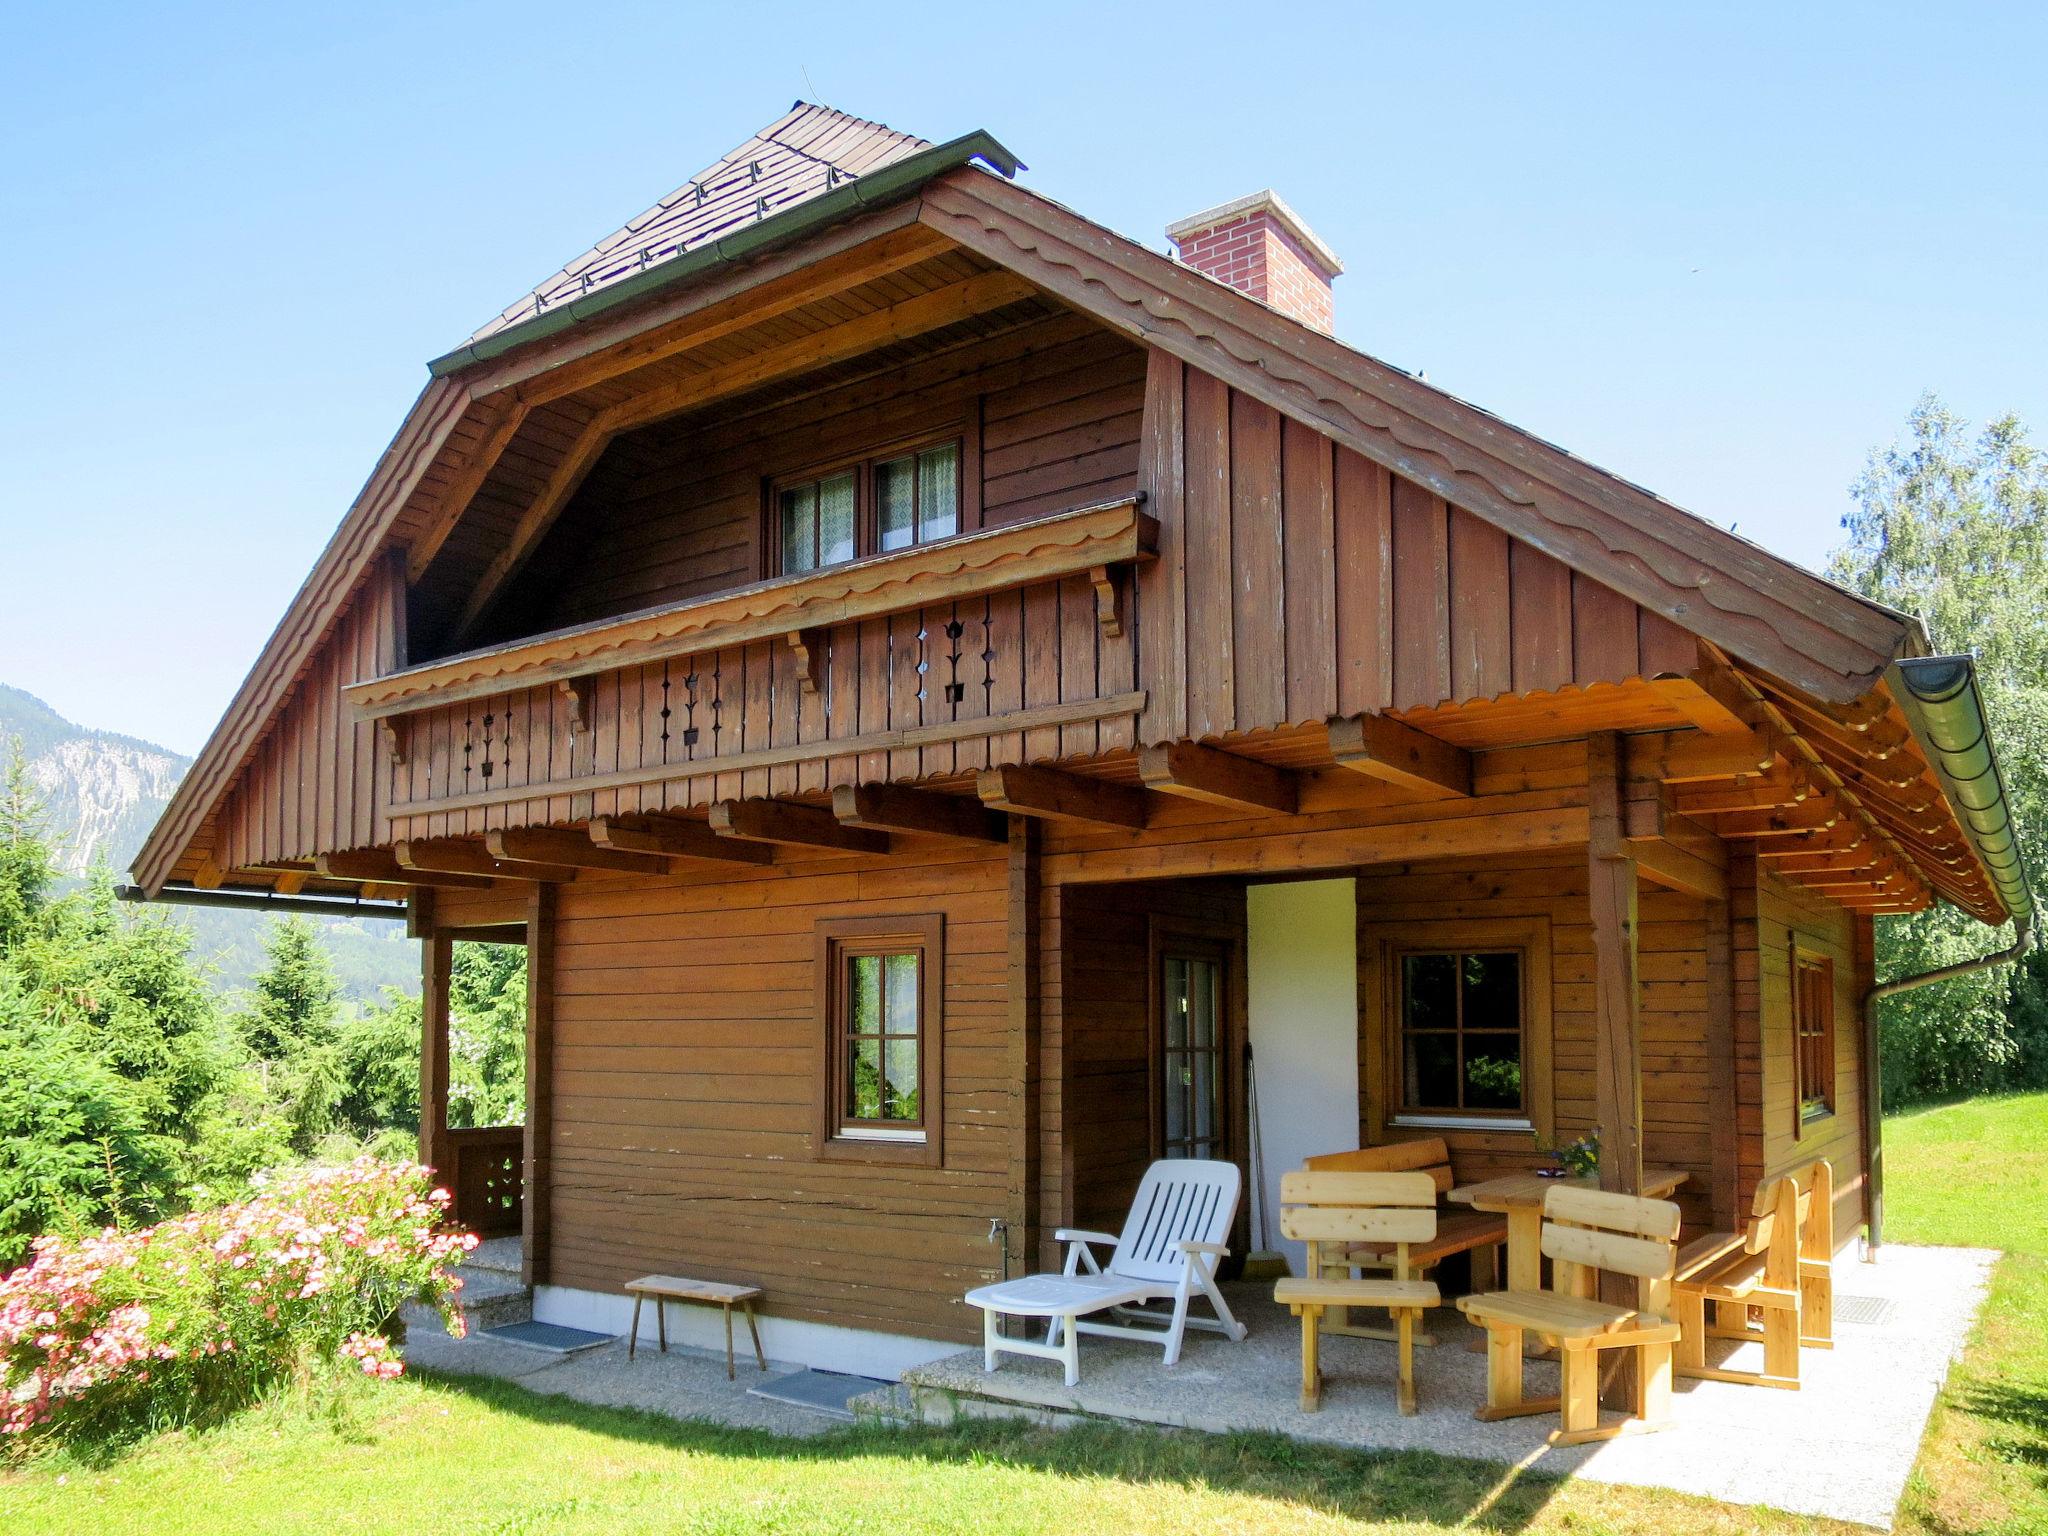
[481,1320,614,1355]
[747,1369,892,1419]
[1833,1294,1898,1327]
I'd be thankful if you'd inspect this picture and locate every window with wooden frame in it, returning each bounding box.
[771,433,971,577]
[1360,915,1553,1140]
[1793,948,1836,1130]
[813,914,944,1164]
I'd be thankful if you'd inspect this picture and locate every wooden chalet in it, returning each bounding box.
[133,104,2029,1375]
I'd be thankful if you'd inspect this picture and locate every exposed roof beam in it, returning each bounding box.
[1695,800,1841,839]
[1754,825,1869,861]
[1137,742,1298,815]
[514,223,955,409]
[1327,714,1472,800]
[1630,836,1729,902]
[406,398,532,581]
[396,837,577,883]
[832,783,1005,843]
[485,827,670,876]
[711,798,889,855]
[1673,769,1810,816]
[453,269,1039,642]
[976,765,1151,829]
[1624,729,1774,785]
[589,814,773,864]
[314,849,493,890]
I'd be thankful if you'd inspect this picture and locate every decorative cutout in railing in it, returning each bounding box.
[448,1126,524,1240]
[385,570,1141,828]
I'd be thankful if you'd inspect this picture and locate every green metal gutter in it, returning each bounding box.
[1888,654,2031,926]
[427,131,1024,378]
[1860,653,2033,1254]
[115,882,410,921]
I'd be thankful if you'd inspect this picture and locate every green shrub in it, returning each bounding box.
[0,1158,475,1448]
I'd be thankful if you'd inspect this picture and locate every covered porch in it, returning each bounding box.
[903,1250,1992,1530]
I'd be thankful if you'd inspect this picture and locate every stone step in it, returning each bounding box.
[404,1264,533,1337]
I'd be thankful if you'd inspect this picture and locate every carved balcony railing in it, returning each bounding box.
[347,499,1153,835]
[446,1125,524,1239]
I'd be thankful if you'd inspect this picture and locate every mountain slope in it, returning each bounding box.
[1,684,418,1004]
[0,684,186,875]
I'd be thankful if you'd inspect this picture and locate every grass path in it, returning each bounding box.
[4,1091,2045,1535]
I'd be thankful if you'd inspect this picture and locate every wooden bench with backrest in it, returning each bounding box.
[1272,1172,1442,1415]
[1302,1139,1506,1340]
[1791,1159,1835,1347]
[1457,1185,1683,1446]
[1672,1174,1805,1389]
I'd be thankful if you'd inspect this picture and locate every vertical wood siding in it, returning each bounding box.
[1135,358,1698,744]
[213,553,405,869]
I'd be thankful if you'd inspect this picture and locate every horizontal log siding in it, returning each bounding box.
[213,553,405,870]
[1352,850,1717,1234]
[1134,356,1698,745]
[1755,866,1868,1246]
[512,845,1011,1342]
[535,315,1145,630]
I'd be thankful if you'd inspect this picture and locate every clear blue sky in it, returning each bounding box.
[3,2,2042,755]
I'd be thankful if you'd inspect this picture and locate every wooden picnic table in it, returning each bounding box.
[1447,1168,1689,1294]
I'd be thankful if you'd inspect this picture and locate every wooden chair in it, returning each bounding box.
[1303,1139,1506,1340]
[1272,1172,1441,1414]
[1672,1175,1804,1389]
[965,1159,1247,1387]
[1456,1185,1683,1446]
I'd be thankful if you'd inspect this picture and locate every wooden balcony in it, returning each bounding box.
[348,499,1153,837]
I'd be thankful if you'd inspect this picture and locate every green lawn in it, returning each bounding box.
[1884,1090,2048,1536]
[4,1093,2045,1536]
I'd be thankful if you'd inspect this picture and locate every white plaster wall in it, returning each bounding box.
[1246,877,1359,1275]
[533,1284,962,1378]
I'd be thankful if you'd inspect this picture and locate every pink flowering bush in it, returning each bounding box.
[0,1157,476,1447]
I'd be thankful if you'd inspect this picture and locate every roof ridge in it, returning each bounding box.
[468,103,932,343]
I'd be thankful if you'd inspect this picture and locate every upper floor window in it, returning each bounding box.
[774,436,964,576]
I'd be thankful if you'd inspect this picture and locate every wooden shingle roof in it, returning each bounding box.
[469,102,929,344]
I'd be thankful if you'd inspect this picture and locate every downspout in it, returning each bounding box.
[1861,656,2035,1254]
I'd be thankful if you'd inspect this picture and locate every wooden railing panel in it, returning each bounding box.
[447,1124,524,1240]
[381,573,1140,835]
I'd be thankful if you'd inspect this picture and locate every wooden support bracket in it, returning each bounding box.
[379,716,410,766]
[589,814,774,864]
[786,629,826,695]
[1088,564,1123,639]
[556,677,592,734]
[976,764,1151,830]
[1327,714,1472,800]
[315,849,493,890]
[711,798,889,854]
[1137,742,1297,815]
[486,827,670,875]
[832,783,1005,843]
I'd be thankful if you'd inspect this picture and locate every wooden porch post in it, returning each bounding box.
[1704,898,1740,1230]
[1587,733,1645,1195]
[419,918,453,1181]
[1588,733,1646,1409]
[1854,913,1882,1250]
[1006,815,1043,1280]
[522,882,557,1289]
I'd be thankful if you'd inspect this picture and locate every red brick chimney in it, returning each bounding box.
[1167,190,1342,333]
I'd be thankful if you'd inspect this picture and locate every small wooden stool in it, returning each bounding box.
[625,1275,766,1380]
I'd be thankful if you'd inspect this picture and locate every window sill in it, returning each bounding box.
[815,1133,941,1167]
[1390,1113,1535,1135]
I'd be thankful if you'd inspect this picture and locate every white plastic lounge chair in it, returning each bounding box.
[964,1159,1248,1386]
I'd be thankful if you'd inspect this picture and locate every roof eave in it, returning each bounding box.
[426,130,1024,379]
